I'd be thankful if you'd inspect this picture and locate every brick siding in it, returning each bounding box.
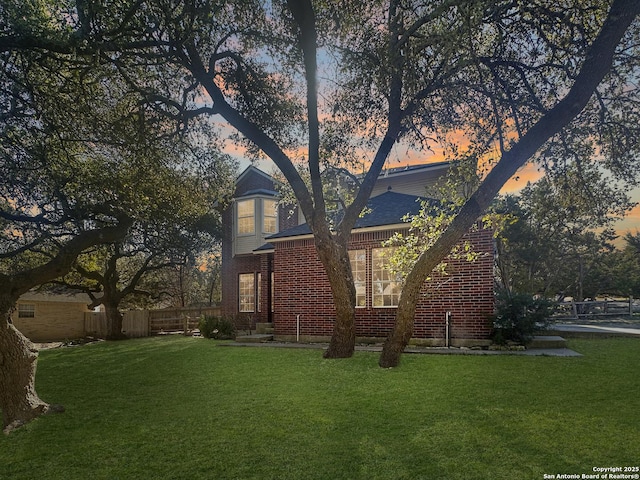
[272,226,495,346]
[222,166,495,345]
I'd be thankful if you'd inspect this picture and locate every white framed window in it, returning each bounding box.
[372,248,401,307]
[18,304,36,318]
[238,273,255,312]
[348,250,367,307]
[263,199,278,234]
[237,199,255,235]
[257,273,262,313]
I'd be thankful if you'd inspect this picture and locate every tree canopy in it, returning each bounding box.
[494,175,627,299]
[0,0,236,432]
[2,0,639,369]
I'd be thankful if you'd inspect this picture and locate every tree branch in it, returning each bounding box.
[407,0,640,292]
[1,216,133,302]
[286,0,326,222]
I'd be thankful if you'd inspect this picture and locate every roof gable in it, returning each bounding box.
[371,161,451,198]
[235,165,276,197]
[236,165,274,184]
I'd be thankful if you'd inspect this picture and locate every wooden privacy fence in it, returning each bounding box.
[84,306,222,338]
[85,310,150,338]
[553,298,636,320]
[148,306,221,334]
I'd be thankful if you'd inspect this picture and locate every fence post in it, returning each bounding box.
[183,315,189,336]
[630,296,634,316]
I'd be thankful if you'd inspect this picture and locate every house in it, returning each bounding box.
[12,291,93,342]
[221,163,495,347]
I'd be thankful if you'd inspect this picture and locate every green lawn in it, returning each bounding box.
[1,336,638,480]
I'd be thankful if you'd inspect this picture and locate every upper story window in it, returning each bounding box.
[237,199,255,235]
[263,199,278,234]
[18,304,36,318]
[234,195,279,256]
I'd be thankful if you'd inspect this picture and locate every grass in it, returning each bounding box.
[1,336,639,480]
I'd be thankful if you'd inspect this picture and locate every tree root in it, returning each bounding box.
[2,403,65,435]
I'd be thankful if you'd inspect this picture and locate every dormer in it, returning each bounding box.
[233,189,279,256]
[227,165,308,257]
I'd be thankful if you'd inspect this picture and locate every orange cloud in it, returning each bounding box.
[500,163,544,193]
[613,203,640,236]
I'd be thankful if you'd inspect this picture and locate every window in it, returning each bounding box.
[237,199,255,235]
[372,248,401,307]
[348,250,367,307]
[238,273,255,312]
[263,199,278,234]
[18,304,35,318]
[257,273,262,313]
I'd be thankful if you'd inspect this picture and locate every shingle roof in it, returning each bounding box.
[264,222,311,239]
[354,191,425,228]
[266,191,439,241]
[237,188,279,198]
[253,242,275,252]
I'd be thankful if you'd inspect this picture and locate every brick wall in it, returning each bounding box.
[272,226,495,346]
[221,198,240,317]
[221,253,262,319]
[257,254,273,324]
[12,300,89,342]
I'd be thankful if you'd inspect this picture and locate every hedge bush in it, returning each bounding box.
[198,315,236,340]
[491,290,555,345]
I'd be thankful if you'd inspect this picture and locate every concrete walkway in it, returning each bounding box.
[551,321,640,337]
[228,321,640,357]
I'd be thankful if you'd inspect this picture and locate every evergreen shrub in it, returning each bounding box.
[491,290,555,345]
[198,315,236,340]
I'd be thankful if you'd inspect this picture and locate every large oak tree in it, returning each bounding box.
[378,0,640,366]
[0,1,234,431]
[55,182,229,340]
[2,1,639,370]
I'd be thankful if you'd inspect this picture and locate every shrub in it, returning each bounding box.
[198,315,236,340]
[491,290,555,345]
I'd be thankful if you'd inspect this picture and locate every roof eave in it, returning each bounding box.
[253,247,275,255]
[267,222,410,243]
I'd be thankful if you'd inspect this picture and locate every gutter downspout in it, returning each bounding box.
[445,311,451,348]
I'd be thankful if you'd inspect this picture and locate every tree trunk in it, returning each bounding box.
[379,0,639,367]
[0,314,63,434]
[577,256,585,302]
[378,271,422,368]
[380,206,485,367]
[323,270,356,358]
[314,235,357,358]
[0,220,132,432]
[104,302,126,340]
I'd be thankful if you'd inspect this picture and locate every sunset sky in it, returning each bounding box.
[228,129,640,245]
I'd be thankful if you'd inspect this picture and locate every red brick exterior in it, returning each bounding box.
[222,166,495,345]
[271,227,495,346]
